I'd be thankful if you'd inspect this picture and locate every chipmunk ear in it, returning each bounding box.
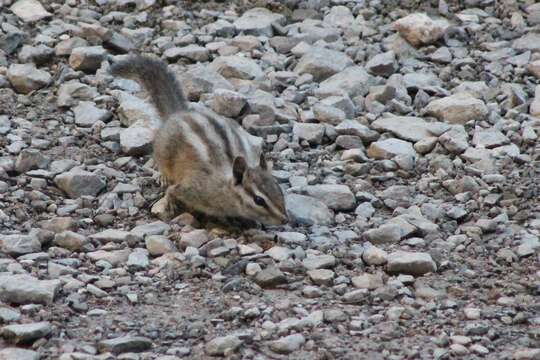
[259,153,268,170]
[233,156,247,185]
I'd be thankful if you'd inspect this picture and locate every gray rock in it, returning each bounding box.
[335,120,379,142]
[285,194,334,226]
[293,122,325,144]
[316,66,372,98]
[1,321,51,345]
[269,333,305,354]
[57,80,98,107]
[301,184,356,211]
[145,235,177,256]
[366,51,397,76]
[209,55,264,80]
[0,274,60,305]
[367,138,416,159]
[7,63,51,94]
[312,103,346,125]
[323,5,354,28]
[0,348,39,360]
[179,65,234,101]
[55,37,89,56]
[351,272,384,290]
[0,234,41,256]
[294,47,353,81]
[512,33,540,52]
[127,248,149,269]
[254,266,287,288]
[307,269,334,286]
[179,230,210,249]
[53,231,87,251]
[303,254,336,270]
[426,93,488,124]
[363,223,404,244]
[386,251,437,276]
[18,44,54,65]
[120,125,154,156]
[98,336,152,354]
[205,335,242,356]
[10,0,51,23]
[87,249,131,266]
[73,101,111,127]
[131,221,170,238]
[362,245,388,265]
[233,7,285,37]
[90,229,130,243]
[55,169,106,198]
[15,148,49,173]
[164,45,209,62]
[371,116,449,142]
[0,307,21,323]
[211,89,246,117]
[472,128,509,149]
[439,125,469,154]
[393,13,449,47]
[69,46,107,72]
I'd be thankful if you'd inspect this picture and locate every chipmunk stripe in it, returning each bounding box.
[205,114,234,163]
[180,115,210,163]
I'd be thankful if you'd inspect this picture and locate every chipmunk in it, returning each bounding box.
[110,55,288,226]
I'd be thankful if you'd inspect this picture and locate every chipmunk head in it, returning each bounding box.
[230,154,288,226]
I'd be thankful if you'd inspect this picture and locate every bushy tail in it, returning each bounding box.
[110,55,187,119]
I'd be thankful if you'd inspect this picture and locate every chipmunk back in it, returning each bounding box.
[111,55,288,225]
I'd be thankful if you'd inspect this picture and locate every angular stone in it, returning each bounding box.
[303,254,336,270]
[316,66,372,98]
[0,348,39,360]
[294,47,353,81]
[393,13,449,47]
[120,126,154,156]
[10,0,51,23]
[362,246,388,266]
[211,89,246,117]
[98,336,152,354]
[209,55,264,80]
[254,266,287,288]
[366,51,397,77]
[386,251,437,276]
[145,235,177,256]
[179,229,209,249]
[179,65,234,101]
[351,273,384,290]
[363,223,404,244]
[307,269,334,286]
[371,116,449,142]
[285,194,334,226]
[7,63,51,94]
[87,249,131,266]
[293,123,325,144]
[367,138,416,159]
[269,333,305,354]
[472,128,509,149]
[233,7,285,37]
[15,149,49,173]
[512,33,540,52]
[69,46,107,72]
[164,45,209,62]
[0,234,41,256]
[131,221,170,238]
[205,335,242,356]
[57,80,98,107]
[0,274,60,305]
[302,184,356,211]
[426,93,488,124]
[53,231,87,251]
[73,101,111,127]
[335,120,379,142]
[1,322,51,345]
[54,169,106,198]
[90,229,130,243]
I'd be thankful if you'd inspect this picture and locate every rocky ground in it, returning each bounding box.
[0,0,539,359]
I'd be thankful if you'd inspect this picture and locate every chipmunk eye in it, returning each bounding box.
[254,196,267,207]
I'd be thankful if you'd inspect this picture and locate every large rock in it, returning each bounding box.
[7,63,51,94]
[301,184,356,211]
[0,274,60,305]
[205,335,242,356]
[69,46,107,72]
[386,251,437,276]
[120,125,154,156]
[73,101,111,127]
[393,13,449,47]
[211,89,247,117]
[426,93,488,124]
[367,139,416,159]
[98,336,152,354]
[366,51,397,77]
[512,33,540,52]
[57,80,98,107]
[0,322,51,345]
[0,348,39,360]
[54,169,106,198]
[371,116,449,142]
[316,66,372,98]
[293,123,325,144]
[233,7,286,37]
[179,65,234,101]
[285,194,334,226]
[294,47,353,81]
[10,0,51,23]
[209,55,264,80]
[0,234,41,256]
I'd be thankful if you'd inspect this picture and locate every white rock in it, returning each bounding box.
[73,101,111,127]
[294,47,353,81]
[10,0,51,23]
[7,63,51,94]
[367,138,416,159]
[426,93,488,124]
[386,251,437,276]
[233,7,285,37]
[393,13,449,47]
